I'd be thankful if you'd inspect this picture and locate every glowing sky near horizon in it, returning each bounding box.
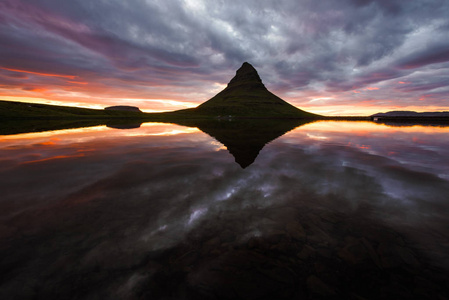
[0,0,448,115]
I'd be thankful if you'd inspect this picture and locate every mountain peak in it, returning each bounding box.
[195,62,317,118]
[227,62,263,88]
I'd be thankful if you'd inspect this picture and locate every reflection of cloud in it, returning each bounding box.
[2,121,448,232]
[1,122,449,298]
[188,208,208,225]
[144,128,200,136]
[19,153,86,165]
[209,140,227,151]
[306,133,328,140]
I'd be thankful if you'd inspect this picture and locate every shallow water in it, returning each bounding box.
[1,121,449,299]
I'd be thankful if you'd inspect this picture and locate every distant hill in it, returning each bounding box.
[105,105,141,112]
[373,111,449,117]
[0,100,146,119]
[0,100,153,135]
[187,62,317,118]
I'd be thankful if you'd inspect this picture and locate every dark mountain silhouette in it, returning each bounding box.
[171,118,314,168]
[190,62,317,118]
[105,105,141,112]
[373,111,449,117]
[372,110,449,126]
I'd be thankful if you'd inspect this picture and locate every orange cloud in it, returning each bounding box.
[67,81,88,85]
[364,87,379,90]
[1,67,76,79]
[24,87,48,93]
[358,145,371,150]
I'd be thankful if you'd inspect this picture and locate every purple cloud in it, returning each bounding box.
[0,0,448,114]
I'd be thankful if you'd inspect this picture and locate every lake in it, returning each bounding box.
[1,120,449,299]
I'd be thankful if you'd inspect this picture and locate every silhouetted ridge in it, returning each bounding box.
[105,105,141,112]
[373,110,449,117]
[195,62,317,118]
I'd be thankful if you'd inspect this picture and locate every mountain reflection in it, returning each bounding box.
[106,122,142,129]
[170,119,314,168]
[0,118,313,167]
[1,122,449,299]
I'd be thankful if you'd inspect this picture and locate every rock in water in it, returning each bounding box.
[104,105,141,112]
[195,62,316,118]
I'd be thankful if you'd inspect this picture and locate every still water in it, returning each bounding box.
[1,121,449,299]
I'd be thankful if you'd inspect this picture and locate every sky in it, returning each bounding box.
[0,0,448,116]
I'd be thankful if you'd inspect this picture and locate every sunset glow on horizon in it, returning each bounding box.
[1,0,448,116]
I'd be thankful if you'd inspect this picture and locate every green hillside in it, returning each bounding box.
[193,62,317,118]
[0,100,146,119]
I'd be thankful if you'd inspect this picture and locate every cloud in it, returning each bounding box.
[0,0,448,114]
[397,45,449,69]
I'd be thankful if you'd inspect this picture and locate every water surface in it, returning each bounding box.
[1,121,449,299]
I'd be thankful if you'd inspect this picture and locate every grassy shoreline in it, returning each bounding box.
[1,100,369,121]
[2,100,448,135]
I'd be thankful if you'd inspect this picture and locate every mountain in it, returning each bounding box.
[373,111,449,117]
[191,62,317,118]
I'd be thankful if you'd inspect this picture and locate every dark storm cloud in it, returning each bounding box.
[0,0,448,110]
[397,45,449,69]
